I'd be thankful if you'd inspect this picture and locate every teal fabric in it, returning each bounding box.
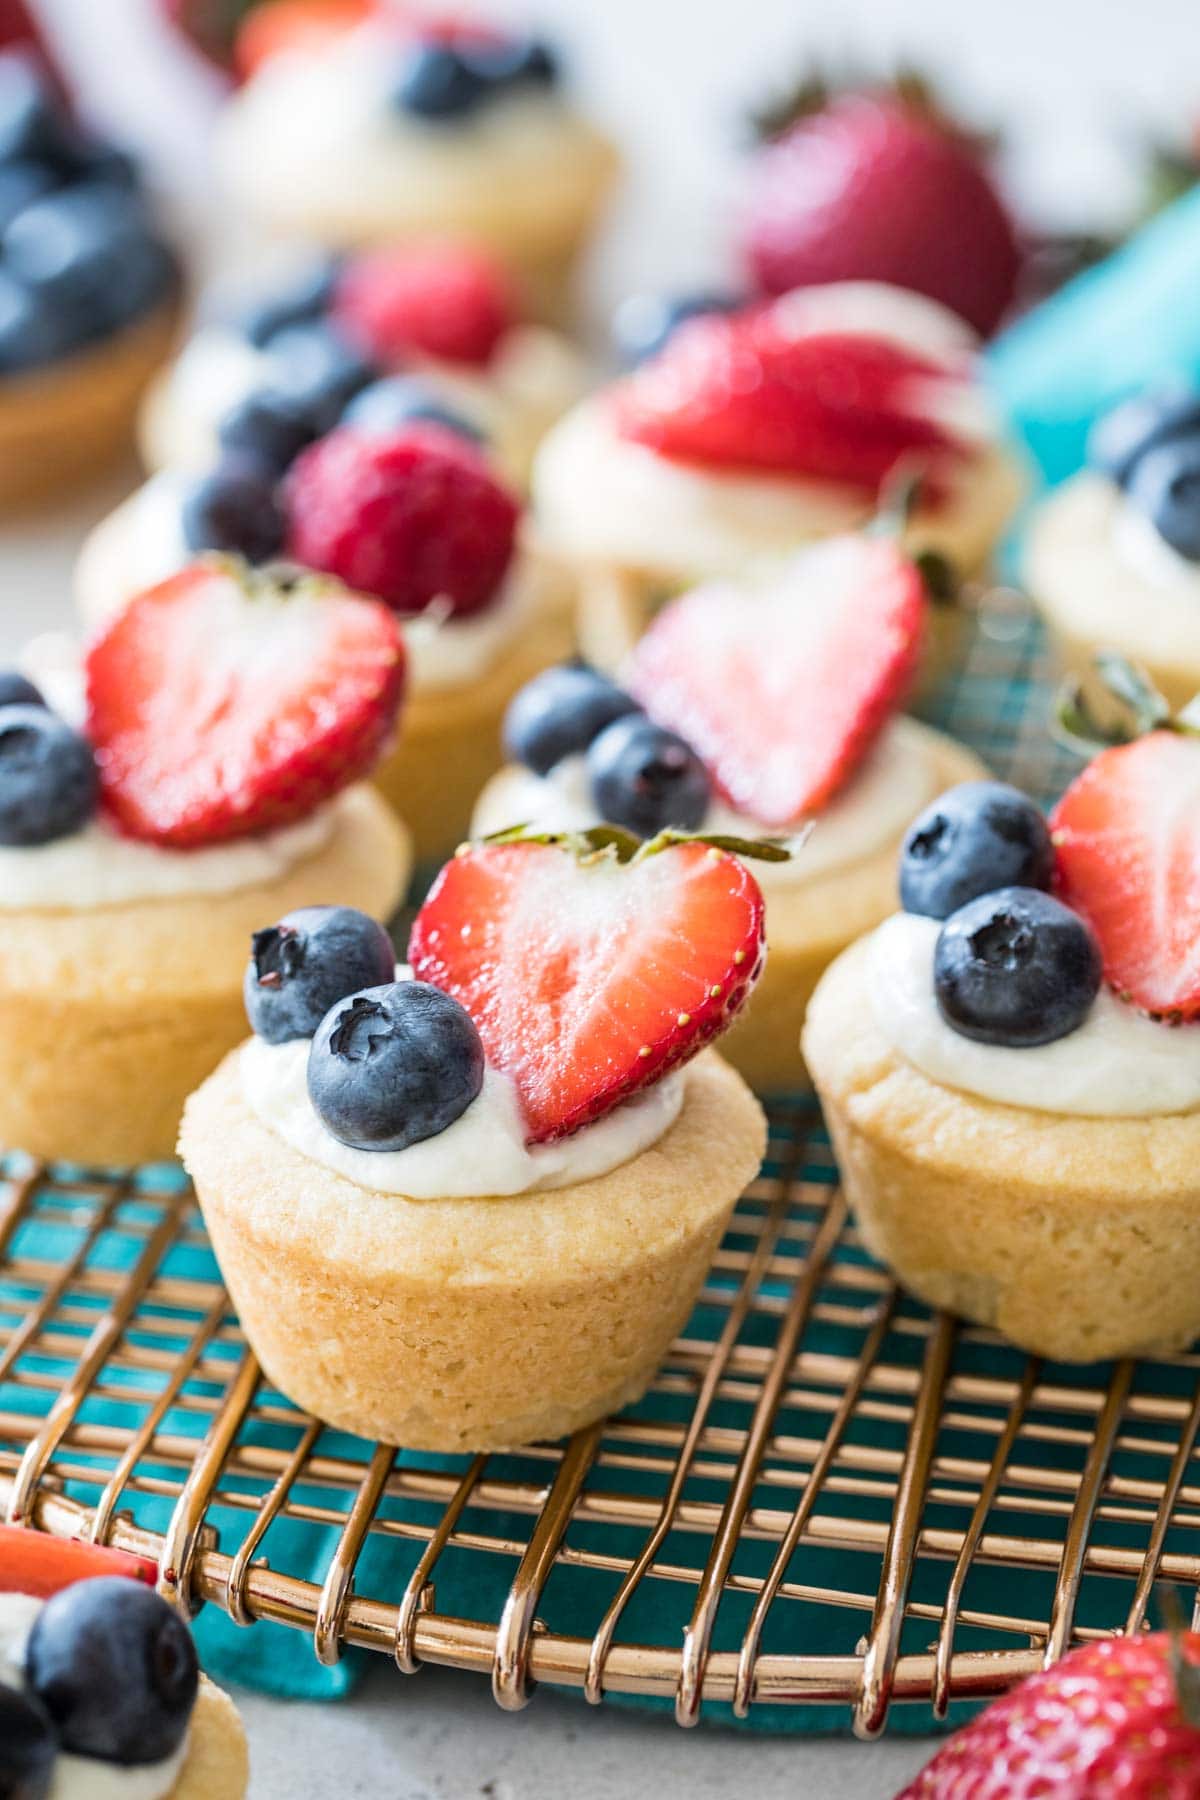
[985,184,1200,487]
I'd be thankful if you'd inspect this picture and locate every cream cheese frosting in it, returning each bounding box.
[471,716,945,889]
[869,911,1200,1117]
[74,472,540,692]
[0,1593,188,1800]
[240,1007,685,1198]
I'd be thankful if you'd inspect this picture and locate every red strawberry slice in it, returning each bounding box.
[85,560,405,848]
[612,303,970,494]
[0,1524,157,1595]
[1050,731,1200,1020]
[232,0,378,78]
[409,839,765,1143]
[625,535,925,826]
[333,241,516,369]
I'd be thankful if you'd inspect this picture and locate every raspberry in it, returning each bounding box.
[332,242,515,368]
[284,424,520,619]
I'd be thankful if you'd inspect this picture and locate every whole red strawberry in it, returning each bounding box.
[333,242,516,368]
[1050,730,1200,1021]
[409,837,765,1143]
[897,1630,1200,1798]
[284,424,520,618]
[740,93,1022,338]
[613,303,968,495]
[86,560,405,847]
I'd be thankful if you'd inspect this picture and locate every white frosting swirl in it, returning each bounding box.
[0,1593,188,1800]
[240,1028,684,1198]
[471,717,944,888]
[869,911,1200,1117]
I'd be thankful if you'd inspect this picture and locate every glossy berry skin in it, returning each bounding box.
[502,663,640,776]
[217,386,319,475]
[180,459,286,564]
[0,54,67,166]
[342,375,483,445]
[1126,437,1200,562]
[897,1629,1200,1799]
[899,782,1054,920]
[468,35,558,87]
[284,424,519,619]
[933,886,1101,1048]
[244,905,396,1044]
[612,290,742,366]
[0,265,72,369]
[3,183,174,343]
[26,1576,198,1766]
[1088,387,1200,487]
[0,704,96,845]
[267,322,376,436]
[0,157,56,232]
[333,242,514,368]
[307,980,485,1151]
[586,714,711,838]
[391,42,487,120]
[237,255,341,348]
[0,668,42,708]
[739,93,1021,337]
[0,1684,55,1800]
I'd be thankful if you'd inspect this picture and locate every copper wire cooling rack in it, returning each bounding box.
[2,602,1198,1736]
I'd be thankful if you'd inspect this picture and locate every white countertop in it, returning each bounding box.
[8,0,1198,1789]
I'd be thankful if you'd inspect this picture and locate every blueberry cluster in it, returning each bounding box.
[0,55,177,375]
[245,905,485,1151]
[0,670,96,847]
[503,663,713,837]
[898,781,1101,1047]
[0,1577,198,1791]
[611,289,744,366]
[181,260,484,566]
[392,32,559,122]
[1090,387,1200,562]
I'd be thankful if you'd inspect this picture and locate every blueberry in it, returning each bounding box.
[3,182,163,344]
[586,714,711,837]
[502,663,641,776]
[0,705,97,846]
[0,159,59,233]
[612,290,743,366]
[268,321,376,435]
[66,139,141,190]
[0,268,74,371]
[0,1683,55,1799]
[26,1576,198,1766]
[236,256,341,348]
[933,887,1101,1048]
[99,231,177,331]
[1126,437,1200,562]
[391,42,488,119]
[181,458,286,563]
[462,34,560,87]
[0,56,69,167]
[342,374,485,444]
[0,670,44,709]
[1088,388,1200,487]
[899,782,1054,921]
[245,906,396,1044]
[216,386,319,474]
[307,981,485,1151]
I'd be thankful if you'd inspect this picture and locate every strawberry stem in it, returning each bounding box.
[1054,654,1200,753]
[480,822,794,865]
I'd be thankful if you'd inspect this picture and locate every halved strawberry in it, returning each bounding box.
[333,241,516,369]
[85,560,405,848]
[1050,731,1200,1020]
[408,838,766,1143]
[612,303,969,493]
[0,1524,156,1595]
[625,535,925,826]
[232,0,378,79]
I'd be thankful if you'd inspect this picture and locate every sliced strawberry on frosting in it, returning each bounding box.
[611,299,971,493]
[233,0,379,78]
[409,838,765,1143]
[1050,731,1200,1020]
[626,535,926,827]
[85,560,405,848]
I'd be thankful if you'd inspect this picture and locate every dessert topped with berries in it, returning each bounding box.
[0,50,181,503]
[478,533,949,889]
[140,238,589,490]
[1,557,405,907]
[181,835,768,1449]
[214,3,619,318]
[1026,385,1200,710]
[534,282,1023,589]
[0,1528,246,1798]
